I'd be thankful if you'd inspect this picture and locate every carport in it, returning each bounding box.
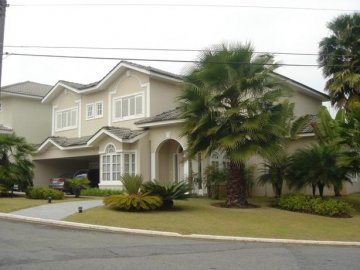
[32,136,100,187]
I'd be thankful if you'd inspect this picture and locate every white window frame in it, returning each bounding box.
[100,144,137,182]
[209,151,229,169]
[86,101,103,120]
[112,92,144,122]
[55,107,78,132]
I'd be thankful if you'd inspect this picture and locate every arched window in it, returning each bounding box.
[210,151,229,169]
[101,144,136,181]
[210,152,220,168]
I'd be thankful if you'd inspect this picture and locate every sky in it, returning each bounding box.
[2,0,360,102]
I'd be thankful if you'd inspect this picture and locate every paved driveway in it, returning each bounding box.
[11,200,103,220]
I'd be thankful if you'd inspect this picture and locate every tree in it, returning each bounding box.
[288,144,353,197]
[312,106,359,195]
[0,133,34,191]
[179,42,289,207]
[318,13,360,108]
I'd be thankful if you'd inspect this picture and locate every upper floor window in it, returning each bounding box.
[86,101,103,120]
[113,93,144,121]
[55,108,77,131]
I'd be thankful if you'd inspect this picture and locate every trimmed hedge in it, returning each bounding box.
[26,187,64,200]
[81,188,123,197]
[274,194,352,217]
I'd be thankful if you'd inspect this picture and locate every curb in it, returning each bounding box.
[1,213,360,247]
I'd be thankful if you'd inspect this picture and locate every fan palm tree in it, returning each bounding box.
[179,42,289,207]
[0,133,34,191]
[318,13,360,108]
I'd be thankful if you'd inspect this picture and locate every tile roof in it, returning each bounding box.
[301,114,317,134]
[2,81,52,98]
[58,80,99,90]
[58,61,182,91]
[43,126,145,148]
[136,108,317,135]
[102,126,145,139]
[135,107,182,125]
[49,135,92,147]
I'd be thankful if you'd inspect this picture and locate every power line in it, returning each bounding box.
[4,44,320,56]
[4,52,323,67]
[8,3,359,12]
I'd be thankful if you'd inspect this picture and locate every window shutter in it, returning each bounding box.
[135,95,143,115]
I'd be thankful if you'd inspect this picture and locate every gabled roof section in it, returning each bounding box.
[135,107,184,127]
[87,126,146,145]
[2,81,52,99]
[37,126,146,152]
[42,61,183,103]
[273,72,329,101]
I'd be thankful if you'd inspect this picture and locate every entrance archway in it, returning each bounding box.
[155,139,184,183]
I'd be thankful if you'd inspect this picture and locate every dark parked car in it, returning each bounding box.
[49,169,99,192]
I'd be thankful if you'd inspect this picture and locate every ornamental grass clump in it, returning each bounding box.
[103,174,162,211]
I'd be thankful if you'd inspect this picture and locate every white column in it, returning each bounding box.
[151,152,156,181]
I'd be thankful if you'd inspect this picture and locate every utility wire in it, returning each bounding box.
[4,45,320,56]
[8,3,359,12]
[4,52,324,67]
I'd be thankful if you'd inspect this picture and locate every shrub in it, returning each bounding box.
[121,174,143,194]
[142,181,190,209]
[274,194,352,217]
[26,187,64,200]
[80,188,123,197]
[103,193,162,211]
[66,178,90,198]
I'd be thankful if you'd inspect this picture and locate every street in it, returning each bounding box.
[0,219,359,270]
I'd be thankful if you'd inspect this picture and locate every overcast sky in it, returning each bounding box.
[2,0,360,98]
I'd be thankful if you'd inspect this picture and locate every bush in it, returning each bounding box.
[274,194,353,217]
[80,188,124,197]
[121,174,143,194]
[26,187,64,200]
[103,193,162,211]
[142,181,190,209]
[66,178,90,198]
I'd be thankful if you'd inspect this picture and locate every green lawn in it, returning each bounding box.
[0,195,95,213]
[64,196,360,241]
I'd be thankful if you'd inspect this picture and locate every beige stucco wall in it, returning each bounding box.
[0,96,51,144]
[149,78,182,116]
[51,89,81,138]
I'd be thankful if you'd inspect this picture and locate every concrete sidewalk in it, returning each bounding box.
[11,200,103,220]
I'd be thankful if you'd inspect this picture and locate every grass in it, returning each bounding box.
[64,195,360,241]
[0,194,96,213]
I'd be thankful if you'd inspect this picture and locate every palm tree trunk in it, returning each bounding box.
[197,152,202,189]
[226,161,248,207]
[318,183,325,198]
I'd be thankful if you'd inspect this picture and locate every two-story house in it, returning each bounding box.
[33,61,359,196]
[0,81,52,144]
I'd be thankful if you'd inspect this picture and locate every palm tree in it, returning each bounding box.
[179,42,289,207]
[318,13,360,108]
[0,133,34,191]
[288,144,354,197]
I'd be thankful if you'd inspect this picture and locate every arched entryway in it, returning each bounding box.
[155,139,184,183]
